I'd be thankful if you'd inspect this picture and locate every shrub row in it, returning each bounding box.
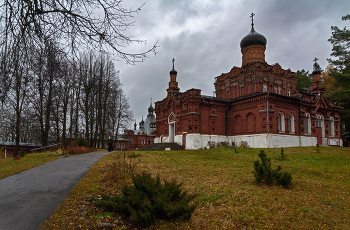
[67,146,88,155]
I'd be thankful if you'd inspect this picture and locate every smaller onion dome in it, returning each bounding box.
[312,57,321,75]
[148,104,154,113]
[170,68,177,75]
[169,58,177,75]
[148,98,154,114]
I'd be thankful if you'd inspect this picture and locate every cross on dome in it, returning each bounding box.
[250,12,255,28]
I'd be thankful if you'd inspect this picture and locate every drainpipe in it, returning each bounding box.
[225,102,230,137]
[299,95,301,147]
[254,62,259,95]
[267,92,270,148]
[199,98,204,135]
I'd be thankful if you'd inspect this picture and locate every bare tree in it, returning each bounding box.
[30,40,62,147]
[1,0,158,64]
[6,38,33,156]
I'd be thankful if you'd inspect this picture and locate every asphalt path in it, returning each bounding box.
[0,151,112,230]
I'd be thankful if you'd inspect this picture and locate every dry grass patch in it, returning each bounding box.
[0,151,62,180]
[42,146,350,229]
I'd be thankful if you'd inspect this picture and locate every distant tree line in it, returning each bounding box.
[0,38,133,154]
[0,1,158,156]
[295,14,350,141]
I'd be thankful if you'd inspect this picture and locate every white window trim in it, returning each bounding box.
[289,113,295,134]
[329,117,335,137]
[278,112,285,133]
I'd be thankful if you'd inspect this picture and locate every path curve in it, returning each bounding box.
[0,151,112,230]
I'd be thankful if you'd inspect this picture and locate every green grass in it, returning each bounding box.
[42,146,350,229]
[0,152,62,180]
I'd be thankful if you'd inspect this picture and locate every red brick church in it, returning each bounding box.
[154,14,342,149]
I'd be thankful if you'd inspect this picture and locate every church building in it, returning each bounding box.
[115,101,156,150]
[154,14,342,149]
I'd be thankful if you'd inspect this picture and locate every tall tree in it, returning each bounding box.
[327,14,350,140]
[30,40,61,147]
[321,64,335,95]
[7,39,32,156]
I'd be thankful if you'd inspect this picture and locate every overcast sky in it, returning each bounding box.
[114,0,349,127]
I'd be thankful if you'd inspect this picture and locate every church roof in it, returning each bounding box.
[201,95,232,103]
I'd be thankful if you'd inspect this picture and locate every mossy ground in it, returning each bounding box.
[42,146,350,229]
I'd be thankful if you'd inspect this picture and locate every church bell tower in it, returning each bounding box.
[167,58,180,94]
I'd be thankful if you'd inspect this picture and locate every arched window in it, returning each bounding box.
[305,113,311,135]
[287,90,290,96]
[263,84,267,92]
[278,87,281,94]
[116,143,120,149]
[141,139,145,145]
[274,87,277,93]
[130,139,132,144]
[122,143,125,148]
[316,115,322,127]
[288,113,295,133]
[147,139,151,145]
[329,117,334,137]
[278,112,285,132]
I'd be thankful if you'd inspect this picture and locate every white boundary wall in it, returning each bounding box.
[154,133,343,149]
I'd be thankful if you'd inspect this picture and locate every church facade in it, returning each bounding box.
[154,17,342,149]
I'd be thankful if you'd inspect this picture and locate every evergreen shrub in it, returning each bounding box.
[276,148,287,161]
[76,136,88,147]
[95,172,197,227]
[316,144,320,153]
[19,149,26,157]
[253,150,292,188]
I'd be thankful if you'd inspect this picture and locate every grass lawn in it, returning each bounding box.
[42,146,350,229]
[0,152,62,180]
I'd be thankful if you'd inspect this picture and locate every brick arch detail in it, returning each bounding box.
[233,114,243,134]
[168,112,176,123]
[246,112,256,133]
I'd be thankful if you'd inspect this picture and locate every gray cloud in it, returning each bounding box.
[117,0,350,127]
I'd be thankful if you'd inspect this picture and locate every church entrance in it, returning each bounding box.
[316,115,324,146]
[316,127,322,145]
[182,132,187,149]
[168,112,176,143]
[169,122,175,142]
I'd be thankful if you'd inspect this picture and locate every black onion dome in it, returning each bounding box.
[148,104,154,113]
[312,69,321,75]
[240,27,267,49]
[170,68,177,75]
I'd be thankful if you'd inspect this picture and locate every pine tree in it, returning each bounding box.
[295,69,313,93]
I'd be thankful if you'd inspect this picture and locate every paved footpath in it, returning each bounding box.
[0,151,112,230]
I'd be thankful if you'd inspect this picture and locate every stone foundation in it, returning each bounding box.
[154,133,343,149]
